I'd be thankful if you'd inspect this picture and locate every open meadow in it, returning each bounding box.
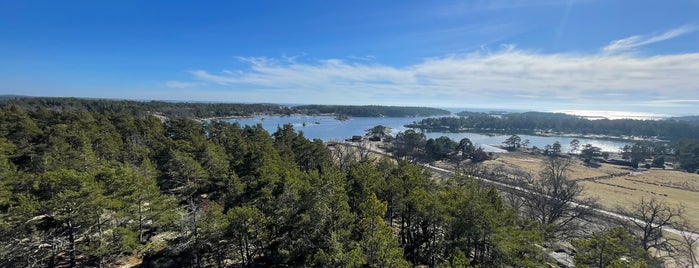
[579,171,699,227]
[484,153,699,227]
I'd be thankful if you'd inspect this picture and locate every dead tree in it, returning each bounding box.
[329,141,374,171]
[522,157,597,239]
[625,197,683,253]
[356,140,372,162]
[677,218,699,268]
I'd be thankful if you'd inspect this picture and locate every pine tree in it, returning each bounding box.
[357,194,409,267]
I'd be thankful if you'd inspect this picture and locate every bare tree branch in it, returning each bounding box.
[522,157,597,239]
[621,197,683,259]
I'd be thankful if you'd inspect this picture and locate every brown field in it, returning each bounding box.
[486,153,699,227]
[579,172,699,227]
[485,153,632,180]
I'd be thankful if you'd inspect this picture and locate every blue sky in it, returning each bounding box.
[1,0,698,114]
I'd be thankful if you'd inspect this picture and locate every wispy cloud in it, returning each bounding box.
[646,99,699,106]
[477,0,587,10]
[183,47,699,109]
[346,55,376,61]
[431,0,592,15]
[603,24,698,53]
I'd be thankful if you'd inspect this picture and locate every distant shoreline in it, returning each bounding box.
[414,127,660,143]
[196,113,342,122]
[196,112,434,122]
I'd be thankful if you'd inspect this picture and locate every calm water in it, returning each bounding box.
[226,115,630,152]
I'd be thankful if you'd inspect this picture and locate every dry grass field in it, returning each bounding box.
[485,153,632,180]
[485,153,699,227]
[579,172,699,227]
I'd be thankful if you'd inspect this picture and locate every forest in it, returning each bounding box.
[408,111,699,141]
[0,97,290,118]
[292,105,451,117]
[0,99,690,267]
[0,97,451,119]
[0,103,550,267]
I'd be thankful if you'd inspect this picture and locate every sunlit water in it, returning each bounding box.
[226,115,631,152]
[552,110,673,120]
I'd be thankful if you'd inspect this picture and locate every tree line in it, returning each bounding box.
[291,105,451,117]
[0,97,451,119]
[502,133,699,172]
[0,97,291,118]
[390,130,490,165]
[409,111,699,141]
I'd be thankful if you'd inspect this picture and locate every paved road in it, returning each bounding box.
[336,141,699,241]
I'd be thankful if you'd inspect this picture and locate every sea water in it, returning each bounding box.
[226,115,632,152]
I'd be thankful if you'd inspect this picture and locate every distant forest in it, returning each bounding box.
[293,104,451,117]
[409,111,699,141]
[0,97,450,118]
[672,115,699,122]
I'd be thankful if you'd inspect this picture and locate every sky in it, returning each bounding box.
[1,0,698,114]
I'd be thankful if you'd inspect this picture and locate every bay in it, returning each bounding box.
[225,115,631,152]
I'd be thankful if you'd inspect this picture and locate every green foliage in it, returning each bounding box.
[504,134,522,151]
[552,141,562,154]
[162,151,209,196]
[366,125,392,139]
[273,124,331,172]
[651,156,665,168]
[581,144,602,164]
[457,138,475,158]
[357,194,409,267]
[572,227,658,268]
[439,177,545,266]
[622,142,655,168]
[27,169,111,266]
[110,164,179,245]
[0,97,453,119]
[393,130,427,160]
[346,161,385,212]
[294,104,451,117]
[411,112,699,141]
[391,134,490,165]
[0,99,587,267]
[470,147,490,163]
[227,205,267,266]
[0,97,290,118]
[425,136,458,161]
[570,139,581,153]
[676,138,699,172]
[0,138,16,212]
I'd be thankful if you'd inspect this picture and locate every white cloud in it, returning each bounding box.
[186,47,699,102]
[603,24,698,53]
[185,48,699,109]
